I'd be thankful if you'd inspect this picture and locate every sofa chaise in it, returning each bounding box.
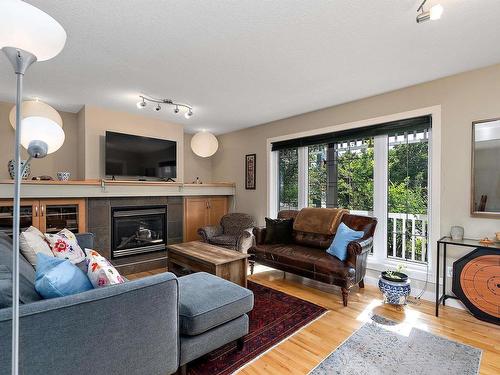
[0,232,253,375]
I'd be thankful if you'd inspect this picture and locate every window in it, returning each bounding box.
[308,144,327,207]
[278,148,299,211]
[387,130,429,263]
[272,116,432,265]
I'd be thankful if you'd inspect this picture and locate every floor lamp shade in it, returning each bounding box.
[0,0,67,61]
[191,132,219,157]
[9,101,65,156]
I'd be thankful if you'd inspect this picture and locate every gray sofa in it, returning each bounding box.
[0,232,253,375]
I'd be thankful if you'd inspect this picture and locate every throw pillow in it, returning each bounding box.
[19,226,54,267]
[45,228,86,264]
[264,217,293,244]
[326,222,364,261]
[35,253,93,299]
[85,249,125,288]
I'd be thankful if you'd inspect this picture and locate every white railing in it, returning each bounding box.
[388,212,428,263]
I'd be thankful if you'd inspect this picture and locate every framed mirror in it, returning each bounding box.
[471,118,500,218]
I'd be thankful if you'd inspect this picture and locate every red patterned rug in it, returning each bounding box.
[188,281,327,375]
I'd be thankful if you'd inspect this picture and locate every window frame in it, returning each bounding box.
[267,106,441,282]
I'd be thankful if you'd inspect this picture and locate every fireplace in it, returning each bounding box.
[111,205,167,258]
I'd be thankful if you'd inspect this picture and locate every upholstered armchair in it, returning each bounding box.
[198,213,256,253]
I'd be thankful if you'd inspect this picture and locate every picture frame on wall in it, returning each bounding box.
[245,154,256,190]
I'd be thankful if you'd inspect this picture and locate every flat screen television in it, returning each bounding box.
[105,131,177,180]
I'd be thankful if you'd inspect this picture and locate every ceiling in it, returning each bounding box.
[1,1,500,134]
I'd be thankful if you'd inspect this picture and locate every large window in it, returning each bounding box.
[272,117,431,265]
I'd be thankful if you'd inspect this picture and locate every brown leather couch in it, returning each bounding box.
[249,208,377,306]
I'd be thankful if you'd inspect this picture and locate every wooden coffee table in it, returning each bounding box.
[166,241,250,287]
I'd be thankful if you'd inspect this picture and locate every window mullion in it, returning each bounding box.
[373,135,388,262]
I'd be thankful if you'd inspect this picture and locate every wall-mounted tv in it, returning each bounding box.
[105,131,177,180]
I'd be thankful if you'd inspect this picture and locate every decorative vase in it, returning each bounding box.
[7,159,31,180]
[56,171,71,181]
[379,273,411,305]
[450,226,464,241]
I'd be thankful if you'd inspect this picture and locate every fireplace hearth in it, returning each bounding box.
[111,206,167,258]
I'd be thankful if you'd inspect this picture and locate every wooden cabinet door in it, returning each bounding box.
[39,199,86,234]
[184,197,209,242]
[0,199,39,236]
[208,197,228,226]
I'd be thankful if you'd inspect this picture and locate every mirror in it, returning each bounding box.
[471,118,500,217]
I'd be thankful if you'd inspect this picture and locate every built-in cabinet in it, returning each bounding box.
[0,198,86,237]
[183,196,228,242]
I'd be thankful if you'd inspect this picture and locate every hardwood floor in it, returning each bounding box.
[129,267,500,375]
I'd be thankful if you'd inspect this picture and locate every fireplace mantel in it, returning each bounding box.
[0,179,235,199]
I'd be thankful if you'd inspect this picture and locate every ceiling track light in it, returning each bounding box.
[416,0,443,23]
[136,95,193,119]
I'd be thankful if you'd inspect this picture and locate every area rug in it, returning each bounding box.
[309,314,482,375]
[188,281,327,375]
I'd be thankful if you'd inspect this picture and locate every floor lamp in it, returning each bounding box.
[0,1,66,374]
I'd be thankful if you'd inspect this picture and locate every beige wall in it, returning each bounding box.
[212,63,500,241]
[81,105,184,181]
[0,101,79,180]
[183,133,213,183]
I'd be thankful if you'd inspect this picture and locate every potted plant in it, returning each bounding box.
[378,264,411,305]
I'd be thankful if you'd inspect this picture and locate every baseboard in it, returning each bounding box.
[363,275,465,310]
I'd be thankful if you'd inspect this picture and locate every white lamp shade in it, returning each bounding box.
[10,101,65,155]
[191,132,219,158]
[0,0,67,61]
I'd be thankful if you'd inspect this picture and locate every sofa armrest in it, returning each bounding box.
[76,232,95,250]
[252,227,267,245]
[0,272,180,375]
[236,228,255,253]
[197,225,223,242]
[347,237,373,257]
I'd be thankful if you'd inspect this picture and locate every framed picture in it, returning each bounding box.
[245,154,256,190]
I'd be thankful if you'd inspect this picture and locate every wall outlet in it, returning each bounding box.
[447,266,453,278]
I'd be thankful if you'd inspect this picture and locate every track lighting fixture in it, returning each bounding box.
[416,0,443,23]
[136,95,193,119]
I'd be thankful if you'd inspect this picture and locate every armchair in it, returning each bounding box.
[198,213,255,253]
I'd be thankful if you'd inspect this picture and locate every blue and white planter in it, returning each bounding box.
[378,273,411,305]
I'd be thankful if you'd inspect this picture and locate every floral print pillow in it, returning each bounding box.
[45,229,86,264]
[85,249,125,288]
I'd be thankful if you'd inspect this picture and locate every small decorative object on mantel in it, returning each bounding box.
[378,264,411,305]
[32,175,54,181]
[450,225,464,241]
[245,154,256,190]
[56,171,71,181]
[192,177,202,184]
[478,237,495,246]
[8,159,31,180]
[495,232,500,242]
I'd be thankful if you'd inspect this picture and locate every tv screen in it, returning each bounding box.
[105,131,177,179]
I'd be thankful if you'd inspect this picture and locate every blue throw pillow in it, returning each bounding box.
[35,253,93,299]
[326,223,364,261]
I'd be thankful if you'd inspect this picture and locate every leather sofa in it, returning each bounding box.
[249,208,377,306]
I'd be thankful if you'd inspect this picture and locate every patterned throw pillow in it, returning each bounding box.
[44,229,86,265]
[85,249,125,288]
